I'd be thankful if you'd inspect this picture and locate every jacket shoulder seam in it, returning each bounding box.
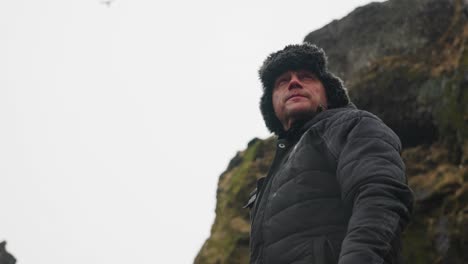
[322,111,363,159]
[325,110,362,132]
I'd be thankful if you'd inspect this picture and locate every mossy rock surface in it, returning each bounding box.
[194,138,275,264]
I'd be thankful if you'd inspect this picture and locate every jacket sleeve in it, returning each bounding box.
[333,114,413,264]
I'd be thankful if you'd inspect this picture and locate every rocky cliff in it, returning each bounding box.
[0,242,16,264]
[195,0,468,263]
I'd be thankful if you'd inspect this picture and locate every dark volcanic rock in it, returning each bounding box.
[0,242,16,264]
[304,0,455,83]
[306,0,468,151]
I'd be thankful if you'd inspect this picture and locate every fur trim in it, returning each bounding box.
[259,43,350,135]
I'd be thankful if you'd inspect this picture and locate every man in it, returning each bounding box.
[245,43,413,264]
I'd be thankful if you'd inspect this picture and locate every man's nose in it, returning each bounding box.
[288,74,302,90]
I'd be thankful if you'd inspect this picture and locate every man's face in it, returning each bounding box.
[272,69,328,130]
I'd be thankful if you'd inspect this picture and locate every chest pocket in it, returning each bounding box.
[243,177,266,209]
[243,189,257,209]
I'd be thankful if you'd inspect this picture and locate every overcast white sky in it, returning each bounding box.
[0,0,385,263]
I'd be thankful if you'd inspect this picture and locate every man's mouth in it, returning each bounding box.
[286,94,307,102]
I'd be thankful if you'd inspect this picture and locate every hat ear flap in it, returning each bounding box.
[260,89,284,135]
[321,73,349,109]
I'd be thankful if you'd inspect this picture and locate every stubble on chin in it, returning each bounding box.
[283,104,318,130]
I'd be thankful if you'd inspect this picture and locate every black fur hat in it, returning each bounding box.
[259,43,350,135]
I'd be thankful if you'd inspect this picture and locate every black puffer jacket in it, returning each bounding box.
[246,104,413,264]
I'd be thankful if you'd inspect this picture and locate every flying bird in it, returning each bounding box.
[100,0,114,7]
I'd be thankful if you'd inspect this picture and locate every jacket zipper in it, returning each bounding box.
[250,139,291,263]
[250,140,288,224]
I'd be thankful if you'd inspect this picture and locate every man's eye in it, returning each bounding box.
[275,78,288,88]
[298,73,315,80]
